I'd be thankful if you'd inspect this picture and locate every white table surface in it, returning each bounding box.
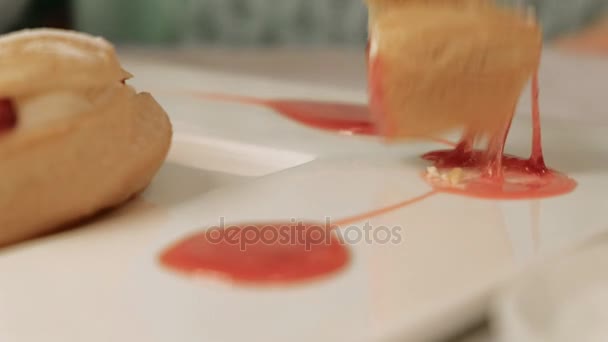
[114,46,607,342]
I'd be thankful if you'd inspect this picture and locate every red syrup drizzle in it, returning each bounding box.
[421,73,577,199]
[0,98,17,133]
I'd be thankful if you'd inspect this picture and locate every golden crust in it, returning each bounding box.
[0,84,172,246]
[0,29,172,246]
[374,6,541,74]
[0,28,131,97]
[368,5,542,139]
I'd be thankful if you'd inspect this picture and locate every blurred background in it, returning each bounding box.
[0,0,607,53]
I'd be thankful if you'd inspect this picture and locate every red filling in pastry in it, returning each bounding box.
[0,98,17,133]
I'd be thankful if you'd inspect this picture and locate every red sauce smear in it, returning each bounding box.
[0,98,17,133]
[269,100,376,136]
[421,74,577,199]
[190,92,375,136]
[187,92,455,146]
[333,191,437,227]
[160,222,349,285]
[160,192,436,285]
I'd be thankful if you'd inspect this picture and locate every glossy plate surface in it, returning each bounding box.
[0,49,607,342]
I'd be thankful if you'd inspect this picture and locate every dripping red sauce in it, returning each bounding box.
[421,74,577,199]
[160,221,349,285]
[0,98,17,133]
[422,148,577,199]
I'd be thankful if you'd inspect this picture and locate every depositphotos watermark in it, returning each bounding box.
[204,217,403,251]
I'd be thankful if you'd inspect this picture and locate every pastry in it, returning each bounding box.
[0,28,172,246]
[366,2,541,140]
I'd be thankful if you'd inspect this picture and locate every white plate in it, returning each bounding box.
[0,50,607,342]
[492,235,608,342]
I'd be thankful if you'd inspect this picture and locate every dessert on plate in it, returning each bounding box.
[363,0,577,198]
[0,28,172,246]
[365,0,541,141]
